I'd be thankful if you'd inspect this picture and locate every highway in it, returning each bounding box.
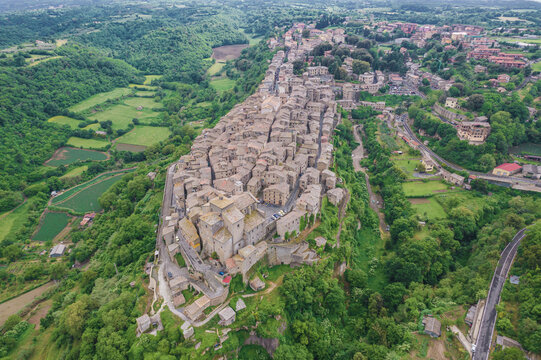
[473,228,528,360]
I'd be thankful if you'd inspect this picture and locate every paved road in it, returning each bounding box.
[473,228,527,360]
[401,119,541,186]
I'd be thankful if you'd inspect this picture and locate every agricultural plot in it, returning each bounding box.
[88,104,161,130]
[68,88,132,113]
[66,136,106,149]
[136,91,156,97]
[211,44,248,61]
[123,97,162,109]
[0,201,30,242]
[52,171,126,204]
[207,61,225,76]
[47,116,82,130]
[115,126,171,147]
[393,158,422,179]
[54,174,125,213]
[60,165,88,179]
[509,142,541,156]
[409,198,447,220]
[402,181,449,197]
[46,147,108,166]
[144,75,162,84]
[532,62,541,72]
[129,84,157,90]
[33,212,70,242]
[48,116,81,130]
[210,78,236,91]
[115,144,147,152]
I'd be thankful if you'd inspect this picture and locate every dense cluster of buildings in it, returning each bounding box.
[155,24,348,325]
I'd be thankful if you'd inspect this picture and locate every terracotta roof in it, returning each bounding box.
[495,163,522,172]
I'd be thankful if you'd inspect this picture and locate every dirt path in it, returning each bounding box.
[26,299,52,330]
[242,277,283,299]
[0,282,55,326]
[0,197,27,221]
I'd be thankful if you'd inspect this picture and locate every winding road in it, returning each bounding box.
[401,119,541,187]
[473,228,527,360]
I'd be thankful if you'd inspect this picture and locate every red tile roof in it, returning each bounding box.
[495,163,522,172]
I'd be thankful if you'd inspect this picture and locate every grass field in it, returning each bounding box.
[402,181,449,197]
[129,84,157,90]
[532,62,541,72]
[33,212,70,242]
[144,75,162,85]
[54,175,125,212]
[115,126,171,146]
[509,142,541,156]
[89,104,160,130]
[115,143,147,152]
[123,97,162,109]
[47,116,82,130]
[409,197,447,220]
[60,165,88,179]
[69,88,132,113]
[136,91,156,97]
[394,158,421,173]
[46,147,108,166]
[207,61,225,76]
[0,201,30,242]
[210,78,236,91]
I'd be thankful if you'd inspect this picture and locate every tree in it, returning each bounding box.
[466,94,485,110]
[62,297,91,339]
[492,347,527,360]
[422,78,430,86]
[50,262,68,280]
[274,344,313,360]
[479,153,496,172]
[302,29,310,38]
[352,60,370,75]
[3,244,22,262]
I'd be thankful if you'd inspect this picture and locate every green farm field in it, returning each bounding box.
[129,84,157,90]
[89,104,160,130]
[402,181,449,197]
[115,126,171,146]
[33,212,70,242]
[136,91,156,97]
[67,137,110,150]
[409,197,447,220]
[210,78,236,91]
[144,75,162,84]
[207,61,225,76]
[509,142,541,156]
[123,97,162,109]
[393,158,421,178]
[69,88,132,113]
[46,147,108,166]
[52,170,133,204]
[54,174,125,213]
[0,201,30,242]
[47,116,82,129]
[60,165,88,179]
[532,62,541,72]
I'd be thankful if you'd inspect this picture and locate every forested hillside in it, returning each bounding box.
[0,46,141,191]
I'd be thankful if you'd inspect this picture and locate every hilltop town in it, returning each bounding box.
[1,2,540,360]
[142,18,541,349]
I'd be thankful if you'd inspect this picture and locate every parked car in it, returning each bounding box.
[167,272,173,279]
